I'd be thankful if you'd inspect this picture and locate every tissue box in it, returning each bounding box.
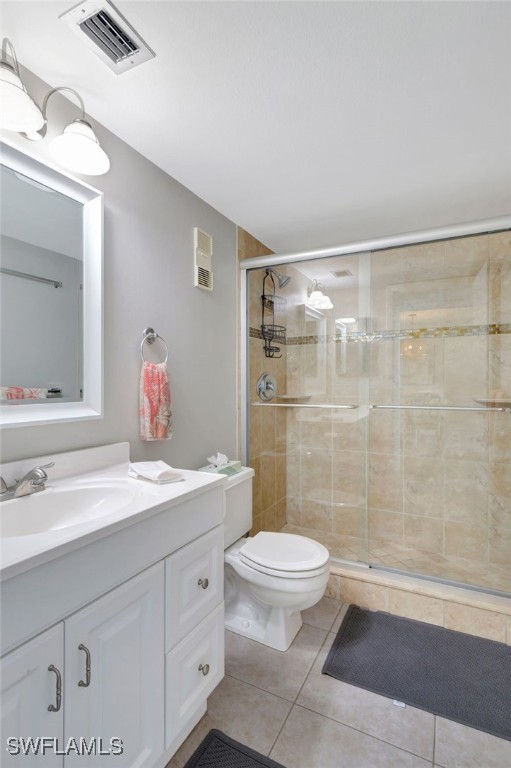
[199,461,242,476]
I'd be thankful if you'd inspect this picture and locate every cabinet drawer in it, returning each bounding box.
[165,603,224,750]
[165,526,223,651]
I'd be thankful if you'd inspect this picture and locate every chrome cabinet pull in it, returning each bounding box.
[197,578,209,590]
[48,665,62,712]
[78,644,91,687]
[198,663,210,676]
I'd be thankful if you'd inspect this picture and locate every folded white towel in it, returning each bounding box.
[128,461,183,484]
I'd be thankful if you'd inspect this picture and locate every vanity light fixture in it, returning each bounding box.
[0,39,110,176]
[0,39,44,132]
[306,280,333,310]
[23,87,110,176]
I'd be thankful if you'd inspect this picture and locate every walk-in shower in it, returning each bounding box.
[241,219,511,596]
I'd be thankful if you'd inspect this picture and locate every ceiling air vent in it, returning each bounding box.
[60,0,155,74]
[194,228,213,292]
[331,269,353,278]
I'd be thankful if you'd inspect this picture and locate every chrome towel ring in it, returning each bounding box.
[141,327,168,364]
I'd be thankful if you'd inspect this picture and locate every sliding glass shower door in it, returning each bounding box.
[245,229,511,594]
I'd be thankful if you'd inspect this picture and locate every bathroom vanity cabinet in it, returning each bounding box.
[2,565,164,768]
[0,459,225,768]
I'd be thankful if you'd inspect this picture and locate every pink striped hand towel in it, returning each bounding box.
[0,386,48,400]
[139,361,173,441]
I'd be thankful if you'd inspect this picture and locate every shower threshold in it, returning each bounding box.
[366,562,511,600]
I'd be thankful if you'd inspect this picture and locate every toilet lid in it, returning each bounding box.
[239,532,329,573]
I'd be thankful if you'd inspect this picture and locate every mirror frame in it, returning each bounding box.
[0,140,103,428]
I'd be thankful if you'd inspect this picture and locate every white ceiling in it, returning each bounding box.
[2,1,511,253]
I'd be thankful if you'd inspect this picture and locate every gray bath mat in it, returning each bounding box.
[184,730,286,768]
[322,604,511,741]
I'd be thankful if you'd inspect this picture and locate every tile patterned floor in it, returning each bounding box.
[281,524,511,595]
[166,597,511,768]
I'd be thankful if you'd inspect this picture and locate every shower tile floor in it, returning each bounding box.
[166,596,511,768]
[281,524,511,595]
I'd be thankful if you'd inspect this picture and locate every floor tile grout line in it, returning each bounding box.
[267,703,296,758]
[293,628,328,702]
[302,618,339,632]
[290,700,436,764]
[266,625,331,756]
[222,672,298,705]
[288,617,344,714]
[225,623,330,700]
[302,598,344,634]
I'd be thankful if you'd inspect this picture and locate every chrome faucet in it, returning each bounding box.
[0,462,54,502]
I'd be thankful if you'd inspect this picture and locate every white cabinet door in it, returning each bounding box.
[64,563,164,768]
[1,623,64,767]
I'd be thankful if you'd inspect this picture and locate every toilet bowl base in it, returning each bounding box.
[224,542,329,652]
[225,602,302,652]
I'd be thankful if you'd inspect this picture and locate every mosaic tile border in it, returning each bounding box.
[250,323,511,345]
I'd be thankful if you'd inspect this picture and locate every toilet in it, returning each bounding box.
[223,467,330,651]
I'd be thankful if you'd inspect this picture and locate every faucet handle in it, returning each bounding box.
[32,462,55,484]
[38,462,55,470]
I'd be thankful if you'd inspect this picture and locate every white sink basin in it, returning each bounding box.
[0,486,138,538]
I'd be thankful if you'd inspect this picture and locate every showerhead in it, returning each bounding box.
[266,268,291,289]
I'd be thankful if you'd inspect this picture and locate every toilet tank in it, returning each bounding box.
[223,467,255,548]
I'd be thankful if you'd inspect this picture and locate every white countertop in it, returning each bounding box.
[0,443,226,582]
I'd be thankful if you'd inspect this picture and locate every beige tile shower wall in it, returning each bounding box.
[238,229,287,535]
[489,258,511,569]
[367,231,510,574]
[285,412,370,541]
[282,256,371,538]
[283,231,510,581]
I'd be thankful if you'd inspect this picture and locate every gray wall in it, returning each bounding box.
[0,69,238,469]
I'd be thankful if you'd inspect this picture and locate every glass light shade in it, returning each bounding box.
[308,290,325,306]
[0,63,44,132]
[307,289,333,310]
[49,119,110,176]
[318,295,333,310]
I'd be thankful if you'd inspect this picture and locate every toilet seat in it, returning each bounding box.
[239,532,329,579]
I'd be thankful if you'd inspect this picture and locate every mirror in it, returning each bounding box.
[0,141,103,427]
[1,166,83,402]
